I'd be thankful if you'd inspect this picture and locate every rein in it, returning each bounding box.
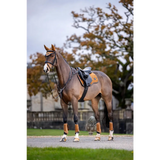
[46,73,57,99]
[57,67,78,104]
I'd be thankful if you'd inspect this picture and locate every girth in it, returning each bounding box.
[77,67,92,102]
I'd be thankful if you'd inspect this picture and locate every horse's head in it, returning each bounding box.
[43,44,57,73]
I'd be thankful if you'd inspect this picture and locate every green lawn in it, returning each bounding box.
[27,129,133,136]
[27,147,133,160]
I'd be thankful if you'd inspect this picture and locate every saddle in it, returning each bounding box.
[77,67,98,102]
[77,67,92,86]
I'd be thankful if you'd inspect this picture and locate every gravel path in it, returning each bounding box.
[27,135,133,150]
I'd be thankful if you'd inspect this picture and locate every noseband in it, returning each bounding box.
[45,50,57,68]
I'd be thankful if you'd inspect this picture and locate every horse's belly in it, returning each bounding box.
[83,83,101,101]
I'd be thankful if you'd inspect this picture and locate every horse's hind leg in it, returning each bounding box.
[91,95,101,141]
[103,96,114,141]
[60,99,68,142]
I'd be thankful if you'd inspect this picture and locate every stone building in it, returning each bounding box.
[27,62,119,112]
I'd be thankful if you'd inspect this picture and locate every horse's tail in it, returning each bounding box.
[102,100,113,131]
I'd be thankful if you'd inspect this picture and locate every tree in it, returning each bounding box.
[27,52,57,100]
[27,46,76,101]
[64,0,133,108]
[27,1,133,108]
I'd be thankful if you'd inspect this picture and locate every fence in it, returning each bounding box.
[27,108,133,134]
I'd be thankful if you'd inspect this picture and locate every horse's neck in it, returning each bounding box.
[55,53,70,87]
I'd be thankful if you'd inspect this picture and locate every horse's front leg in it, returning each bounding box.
[71,97,80,142]
[60,99,68,142]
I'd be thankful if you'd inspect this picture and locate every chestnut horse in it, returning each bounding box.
[43,44,114,142]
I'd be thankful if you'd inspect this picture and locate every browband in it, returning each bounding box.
[45,50,55,57]
[47,50,54,52]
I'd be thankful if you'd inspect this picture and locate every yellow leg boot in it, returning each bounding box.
[108,122,114,141]
[60,123,68,142]
[73,124,80,142]
[95,122,101,141]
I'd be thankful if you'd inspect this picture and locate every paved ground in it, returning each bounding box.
[27,135,133,150]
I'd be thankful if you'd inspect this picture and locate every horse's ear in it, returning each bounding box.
[51,44,56,51]
[44,45,50,51]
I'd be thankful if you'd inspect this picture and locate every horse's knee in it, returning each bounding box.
[74,115,78,124]
[108,111,113,121]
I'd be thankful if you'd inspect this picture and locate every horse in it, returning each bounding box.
[43,44,114,142]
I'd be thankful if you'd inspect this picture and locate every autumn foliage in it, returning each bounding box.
[27,0,133,108]
[65,0,133,107]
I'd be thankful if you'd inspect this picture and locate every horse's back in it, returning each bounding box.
[92,70,112,85]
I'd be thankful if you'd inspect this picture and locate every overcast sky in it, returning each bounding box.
[27,0,125,62]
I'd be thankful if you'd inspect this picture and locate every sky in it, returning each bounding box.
[27,0,125,62]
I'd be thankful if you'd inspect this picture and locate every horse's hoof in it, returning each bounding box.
[108,136,114,141]
[60,137,67,142]
[94,134,101,141]
[73,138,79,142]
[94,137,101,141]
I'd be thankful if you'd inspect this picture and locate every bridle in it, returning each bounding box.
[44,50,78,104]
[45,50,57,69]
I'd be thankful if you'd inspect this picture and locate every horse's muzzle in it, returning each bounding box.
[43,64,49,73]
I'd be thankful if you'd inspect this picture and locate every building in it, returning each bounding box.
[27,62,119,112]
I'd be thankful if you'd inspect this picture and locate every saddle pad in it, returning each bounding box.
[78,72,98,87]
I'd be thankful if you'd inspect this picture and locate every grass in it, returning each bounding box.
[27,129,133,136]
[27,147,133,160]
